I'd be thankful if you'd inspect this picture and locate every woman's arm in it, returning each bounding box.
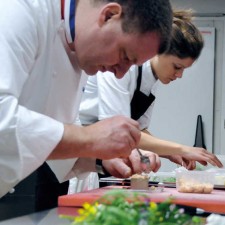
[139,131,223,168]
[139,131,183,155]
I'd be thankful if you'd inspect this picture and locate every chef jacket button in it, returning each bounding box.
[9,188,15,194]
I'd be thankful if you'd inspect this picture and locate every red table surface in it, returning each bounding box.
[58,185,225,214]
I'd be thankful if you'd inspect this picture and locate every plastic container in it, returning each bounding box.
[207,168,225,185]
[176,170,215,194]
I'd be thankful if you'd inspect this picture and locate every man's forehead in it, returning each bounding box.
[128,31,160,59]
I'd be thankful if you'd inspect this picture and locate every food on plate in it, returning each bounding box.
[150,185,156,190]
[130,174,149,190]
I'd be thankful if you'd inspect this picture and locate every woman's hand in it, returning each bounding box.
[180,146,223,168]
[161,155,196,170]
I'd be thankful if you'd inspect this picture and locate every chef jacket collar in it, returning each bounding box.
[63,0,76,44]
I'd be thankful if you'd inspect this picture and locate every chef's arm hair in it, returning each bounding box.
[138,129,186,156]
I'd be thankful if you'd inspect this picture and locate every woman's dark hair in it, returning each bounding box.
[165,9,204,60]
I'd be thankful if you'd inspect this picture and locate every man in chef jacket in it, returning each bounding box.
[0,0,172,212]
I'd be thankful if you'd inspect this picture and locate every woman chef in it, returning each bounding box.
[78,10,223,183]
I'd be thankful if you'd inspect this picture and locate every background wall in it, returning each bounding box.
[170,0,225,154]
[150,0,225,170]
[170,0,225,15]
[150,27,215,150]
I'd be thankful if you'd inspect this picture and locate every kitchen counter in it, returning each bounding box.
[0,207,78,225]
[1,185,225,224]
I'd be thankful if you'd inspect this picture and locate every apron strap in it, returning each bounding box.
[130,65,156,120]
[136,66,142,90]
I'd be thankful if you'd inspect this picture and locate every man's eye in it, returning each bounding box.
[123,55,129,63]
[125,58,130,63]
[122,51,130,63]
[174,65,182,70]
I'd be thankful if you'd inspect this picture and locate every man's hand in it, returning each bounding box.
[102,149,161,178]
[50,115,141,160]
[84,115,141,159]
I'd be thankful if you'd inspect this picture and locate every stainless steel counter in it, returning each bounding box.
[0,207,74,225]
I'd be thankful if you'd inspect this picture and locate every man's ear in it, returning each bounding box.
[98,3,122,26]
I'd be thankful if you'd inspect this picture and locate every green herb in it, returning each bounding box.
[60,190,204,225]
[151,176,176,183]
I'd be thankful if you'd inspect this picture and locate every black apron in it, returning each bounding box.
[130,66,155,120]
[0,162,69,221]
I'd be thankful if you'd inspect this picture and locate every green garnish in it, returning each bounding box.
[60,190,204,225]
[151,176,176,183]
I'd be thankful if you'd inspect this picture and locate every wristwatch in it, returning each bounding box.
[95,159,111,177]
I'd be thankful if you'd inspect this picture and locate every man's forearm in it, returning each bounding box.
[48,124,93,160]
[48,115,141,161]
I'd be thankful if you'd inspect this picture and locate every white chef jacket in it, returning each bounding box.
[0,0,95,198]
[79,61,159,130]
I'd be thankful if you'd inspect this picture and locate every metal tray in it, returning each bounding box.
[99,177,176,188]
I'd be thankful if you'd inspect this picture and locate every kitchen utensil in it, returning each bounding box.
[137,148,151,172]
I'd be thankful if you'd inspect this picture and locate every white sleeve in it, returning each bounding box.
[0,2,64,197]
[97,71,133,120]
[46,118,83,183]
[68,158,96,180]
